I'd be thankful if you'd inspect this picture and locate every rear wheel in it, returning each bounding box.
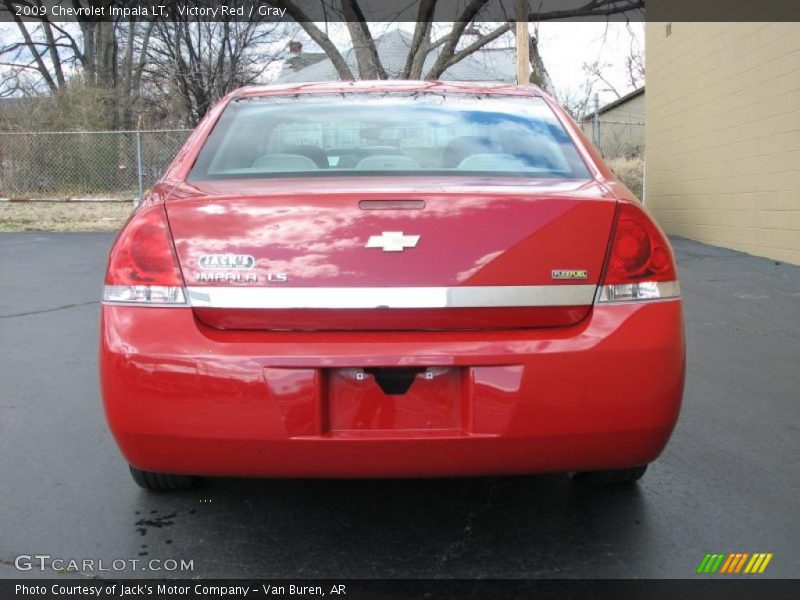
[129,465,202,491]
[571,464,648,484]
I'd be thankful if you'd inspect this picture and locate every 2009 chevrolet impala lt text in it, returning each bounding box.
[99,81,684,491]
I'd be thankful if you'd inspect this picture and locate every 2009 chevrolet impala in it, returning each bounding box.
[100,81,684,491]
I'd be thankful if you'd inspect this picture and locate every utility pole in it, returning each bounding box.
[515,0,530,85]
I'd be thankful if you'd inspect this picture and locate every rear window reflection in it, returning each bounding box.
[189,93,591,180]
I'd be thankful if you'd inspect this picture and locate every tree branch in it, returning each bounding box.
[342,0,387,79]
[427,0,644,80]
[402,0,436,79]
[9,15,57,92]
[265,0,355,80]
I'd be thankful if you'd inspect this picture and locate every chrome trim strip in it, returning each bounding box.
[595,281,680,304]
[101,301,189,308]
[185,285,597,309]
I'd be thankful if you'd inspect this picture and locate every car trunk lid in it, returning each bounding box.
[165,178,616,330]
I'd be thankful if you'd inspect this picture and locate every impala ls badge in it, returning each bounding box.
[365,231,420,252]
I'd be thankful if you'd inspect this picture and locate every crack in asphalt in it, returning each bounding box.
[0,300,99,319]
[435,482,500,572]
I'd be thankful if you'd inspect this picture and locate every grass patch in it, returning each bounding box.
[0,201,133,232]
[606,156,644,199]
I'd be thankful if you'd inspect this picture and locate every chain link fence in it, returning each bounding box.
[578,119,646,200]
[579,119,645,159]
[1,125,646,200]
[0,130,192,199]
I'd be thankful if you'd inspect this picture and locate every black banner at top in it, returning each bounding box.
[1,0,800,23]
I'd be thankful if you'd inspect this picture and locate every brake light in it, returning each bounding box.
[597,202,680,303]
[103,204,186,304]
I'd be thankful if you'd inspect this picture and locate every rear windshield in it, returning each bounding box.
[189,93,591,181]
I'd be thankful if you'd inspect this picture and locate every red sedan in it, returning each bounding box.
[100,81,684,491]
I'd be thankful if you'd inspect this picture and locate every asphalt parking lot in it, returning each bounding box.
[1,232,799,579]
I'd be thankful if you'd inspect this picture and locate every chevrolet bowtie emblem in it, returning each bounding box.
[365,231,421,252]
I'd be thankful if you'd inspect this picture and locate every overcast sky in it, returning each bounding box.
[537,22,644,104]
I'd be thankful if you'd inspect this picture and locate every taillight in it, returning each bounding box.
[103,204,186,305]
[597,202,680,303]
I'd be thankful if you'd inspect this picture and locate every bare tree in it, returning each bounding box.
[117,20,156,128]
[341,0,387,79]
[624,22,645,89]
[552,18,644,123]
[0,6,78,96]
[556,78,595,121]
[275,1,355,80]
[0,1,154,128]
[0,0,289,128]
[583,59,623,99]
[526,23,553,93]
[146,17,288,125]
[269,0,644,81]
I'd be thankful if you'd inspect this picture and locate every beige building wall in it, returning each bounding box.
[645,22,800,265]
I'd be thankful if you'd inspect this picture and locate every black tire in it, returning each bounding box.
[571,464,648,484]
[129,465,202,491]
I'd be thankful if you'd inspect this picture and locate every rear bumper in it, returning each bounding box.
[99,301,685,478]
